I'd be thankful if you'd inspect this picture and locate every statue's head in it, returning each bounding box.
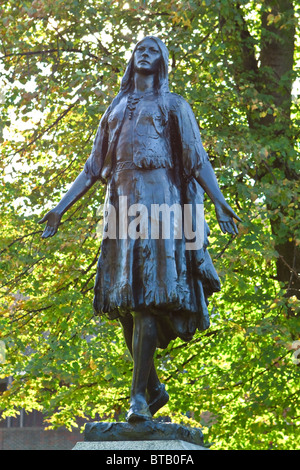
[120,36,169,94]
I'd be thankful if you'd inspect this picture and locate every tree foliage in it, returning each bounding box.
[0,0,299,450]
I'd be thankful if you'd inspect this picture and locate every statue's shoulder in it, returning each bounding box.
[167,92,189,113]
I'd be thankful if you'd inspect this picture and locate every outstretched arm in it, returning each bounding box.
[195,160,242,235]
[38,170,97,238]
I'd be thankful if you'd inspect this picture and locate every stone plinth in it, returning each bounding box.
[73,439,208,451]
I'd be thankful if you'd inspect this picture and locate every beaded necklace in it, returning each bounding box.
[126,90,154,120]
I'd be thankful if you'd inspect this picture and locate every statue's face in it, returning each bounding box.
[133,38,162,76]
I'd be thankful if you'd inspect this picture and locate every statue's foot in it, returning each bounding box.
[148,384,169,416]
[126,395,152,423]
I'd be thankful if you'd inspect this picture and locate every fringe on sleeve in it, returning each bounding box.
[84,105,111,181]
[172,95,209,178]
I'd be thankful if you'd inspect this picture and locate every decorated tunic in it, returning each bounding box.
[84,91,221,348]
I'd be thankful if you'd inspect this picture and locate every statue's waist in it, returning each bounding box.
[114,160,173,172]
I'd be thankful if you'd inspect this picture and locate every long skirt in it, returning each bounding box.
[93,167,220,349]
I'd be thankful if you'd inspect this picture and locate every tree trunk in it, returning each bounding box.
[231,0,299,300]
[258,0,299,300]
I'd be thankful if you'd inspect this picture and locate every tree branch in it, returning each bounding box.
[0,47,100,62]
[0,256,46,290]
[13,100,79,157]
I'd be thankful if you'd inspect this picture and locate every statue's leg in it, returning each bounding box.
[119,314,161,395]
[124,310,158,422]
[119,314,169,419]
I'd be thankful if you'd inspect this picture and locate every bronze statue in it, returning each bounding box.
[39,36,241,423]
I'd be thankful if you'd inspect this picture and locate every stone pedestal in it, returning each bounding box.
[73,439,208,450]
[73,420,209,451]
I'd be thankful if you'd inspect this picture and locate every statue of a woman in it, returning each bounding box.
[39,36,241,423]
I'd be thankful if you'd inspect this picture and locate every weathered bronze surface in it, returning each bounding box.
[84,420,206,447]
[39,36,241,423]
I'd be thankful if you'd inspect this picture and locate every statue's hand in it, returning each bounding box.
[215,201,241,235]
[38,209,62,238]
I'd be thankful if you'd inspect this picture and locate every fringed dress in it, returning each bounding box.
[84,91,221,348]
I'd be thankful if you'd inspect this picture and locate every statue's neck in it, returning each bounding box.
[133,72,155,95]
